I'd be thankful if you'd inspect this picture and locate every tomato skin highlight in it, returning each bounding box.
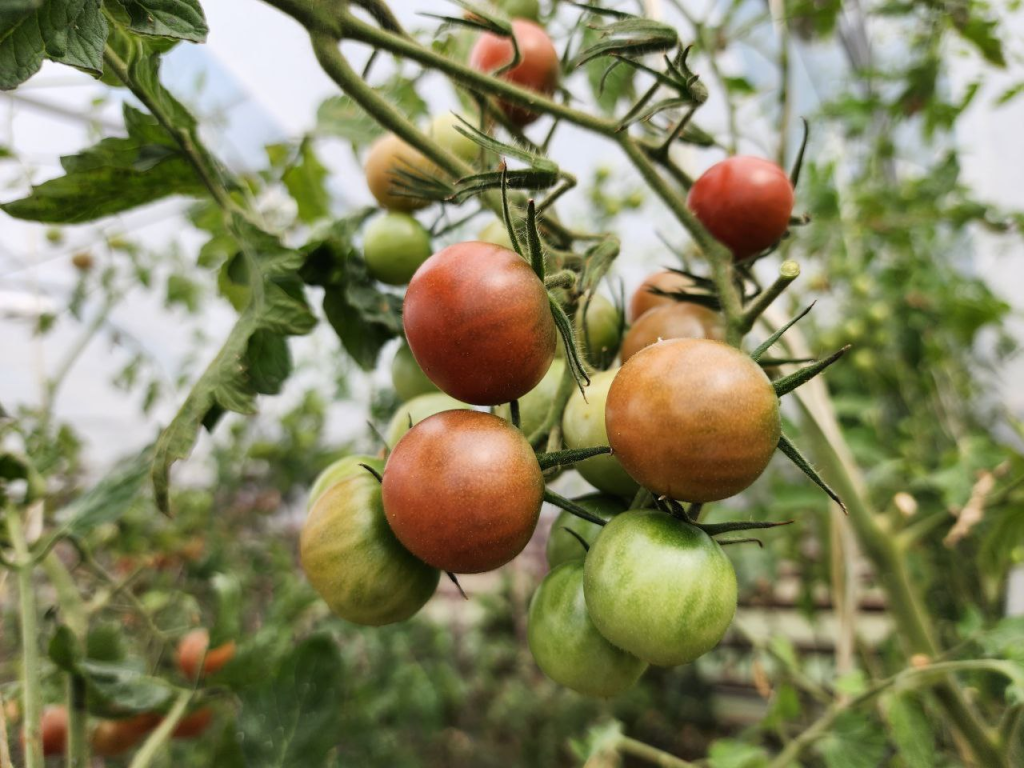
[620,301,724,363]
[364,134,433,212]
[528,561,648,697]
[176,629,236,680]
[382,410,544,573]
[391,342,440,402]
[403,242,557,406]
[561,369,639,497]
[687,156,794,260]
[302,457,439,625]
[584,511,737,666]
[363,212,432,286]
[545,494,626,569]
[469,20,559,126]
[606,339,781,502]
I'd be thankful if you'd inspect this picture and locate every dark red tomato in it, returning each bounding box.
[172,708,214,739]
[40,706,68,757]
[469,20,559,126]
[403,242,556,405]
[687,156,794,260]
[381,410,544,573]
[606,339,781,502]
[176,629,236,680]
[629,270,694,322]
[620,302,724,362]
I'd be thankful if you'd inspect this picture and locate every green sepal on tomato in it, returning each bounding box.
[545,493,625,568]
[300,457,440,625]
[584,510,737,666]
[528,561,647,697]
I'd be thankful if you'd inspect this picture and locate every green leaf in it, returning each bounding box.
[954,15,1005,67]
[885,692,936,768]
[0,0,107,90]
[114,0,207,42]
[48,625,82,671]
[316,75,427,149]
[236,635,343,768]
[151,215,315,513]
[817,711,887,768]
[281,139,330,224]
[707,739,770,768]
[210,572,242,647]
[79,659,175,715]
[1,104,206,223]
[54,446,152,539]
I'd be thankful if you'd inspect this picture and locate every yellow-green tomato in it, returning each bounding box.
[545,494,626,568]
[580,294,622,368]
[385,392,473,447]
[428,112,479,164]
[562,369,638,497]
[478,219,515,250]
[300,458,440,625]
[528,561,647,697]
[363,212,432,285]
[495,359,564,436]
[307,453,379,511]
[584,511,737,666]
[391,342,439,402]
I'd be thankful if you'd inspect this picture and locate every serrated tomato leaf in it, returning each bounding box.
[114,0,207,42]
[0,0,107,90]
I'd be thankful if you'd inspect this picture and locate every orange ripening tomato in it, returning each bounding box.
[176,629,236,680]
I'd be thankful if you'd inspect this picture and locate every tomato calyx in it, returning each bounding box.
[446,571,469,600]
[695,518,794,536]
[772,344,851,398]
[559,526,590,554]
[358,462,384,484]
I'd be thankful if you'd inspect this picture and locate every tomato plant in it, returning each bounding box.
[363,212,432,285]
[301,458,440,624]
[403,242,557,405]
[469,20,560,126]
[528,561,648,697]
[584,511,737,666]
[562,369,639,497]
[381,410,544,573]
[607,339,781,501]
[687,156,794,260]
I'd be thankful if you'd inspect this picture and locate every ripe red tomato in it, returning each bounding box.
[403,242,557,405]
[90,713,161,757]
[302,457,439,625]
[364,134,433,212]
[381,410,544,573]
[39,706,68,757]
[584,511,737,666]
[620,301,724,362]
[687,156,794,260]
[528,561,647,696]
[629,270,694,322]
[172,708,214,739]
[176,629,236,680]
[469,20,559,126]
[606,339,781,501]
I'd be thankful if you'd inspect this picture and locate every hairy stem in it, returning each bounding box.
[6,509,42,768]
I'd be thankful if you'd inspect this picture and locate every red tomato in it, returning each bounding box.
[90,713,161,757]
[403,242,557,405]
[687,156,794,260]
[381,410,544,573]
[469,20,559,126]
[39,706,68,757]
[172,708,214,739]
[176,629,236,680]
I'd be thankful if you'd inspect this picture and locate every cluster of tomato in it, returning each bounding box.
[301,1,798,698]
[29,630,231,758]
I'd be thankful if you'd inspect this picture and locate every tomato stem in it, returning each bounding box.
[358,463,384,484]
[509,400,521,430]
[536,446,612,471]
[698,520,794,536]
[446,572,469,600]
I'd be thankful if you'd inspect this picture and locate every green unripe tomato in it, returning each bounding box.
[428,112,479,164]
[363,213,432,285]
[528,560,647,697]
[495,359,564,436]
[385,392,473,447]
[300,458,440,625]
[562,369,639,497]
[495,0,541,20]
[478,219,515,250]
[545,494,626,568]
[584,511,737,666]
[580,294,622,368]
[391,342,439,402]
[307,453,379,511]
